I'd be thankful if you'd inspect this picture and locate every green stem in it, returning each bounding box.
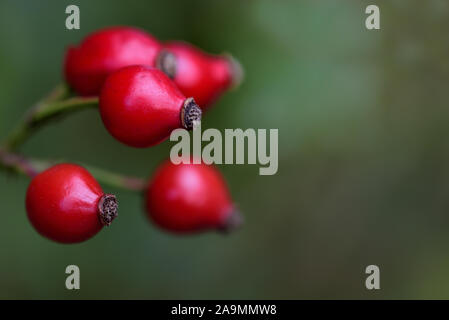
[0,148,146,192]
[0,149,47,177]
[39,82,71,104]
[0,83,147,192]
[3,84,98,150]
[80,164,147,192]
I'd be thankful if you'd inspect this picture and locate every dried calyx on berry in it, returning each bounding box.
[218,208,244,234]
[98,194,118,226]
[181,97,202,130]
[155,49,177,79]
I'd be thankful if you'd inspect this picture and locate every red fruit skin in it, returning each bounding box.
[64,26,162,96]
[99,65,186,148]
[145,160,234,233]
[26,164,104,243]
[165,41,234,109]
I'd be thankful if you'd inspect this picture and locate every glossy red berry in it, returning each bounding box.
[99,65,202,148]
[64,26,163,96]
[145,160,242,233]
[26,164,118,243]
[158,41,243,110]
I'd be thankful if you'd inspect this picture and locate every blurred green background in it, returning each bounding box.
[1,0,449,299]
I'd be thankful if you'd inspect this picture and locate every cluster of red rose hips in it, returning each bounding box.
[25,27,243,243]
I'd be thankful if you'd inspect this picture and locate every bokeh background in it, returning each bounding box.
[1,0,449,299]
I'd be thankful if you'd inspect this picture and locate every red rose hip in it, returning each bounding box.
[157,41,243,110]
[99,65,202,148]
[26,163,118,243]
[145,160,242,233]
[64,26,165,96]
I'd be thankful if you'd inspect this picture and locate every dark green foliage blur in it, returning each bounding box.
[1,0,449,299]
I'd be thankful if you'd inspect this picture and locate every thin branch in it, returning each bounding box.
[0,149,46,177]
[3,84,98,150]
[0,148,147,192]
[0,83,147,192]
